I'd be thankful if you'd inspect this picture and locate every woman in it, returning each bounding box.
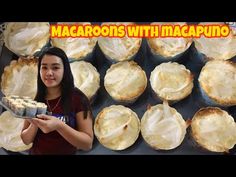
[21,47,94,155]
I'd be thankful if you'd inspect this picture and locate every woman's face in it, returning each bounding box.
[40,55,64,88]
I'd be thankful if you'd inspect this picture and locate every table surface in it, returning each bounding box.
[0,38,235,155]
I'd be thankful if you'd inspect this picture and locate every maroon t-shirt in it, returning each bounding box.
[30,91,85,155]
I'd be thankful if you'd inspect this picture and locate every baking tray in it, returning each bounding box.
[0,38,236,155]
[0,101,51,119]
[0,101,35,119]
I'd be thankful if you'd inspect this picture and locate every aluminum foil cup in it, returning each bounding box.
[25,105,37,117]
[197,82,232,108]
[37,107,47,115]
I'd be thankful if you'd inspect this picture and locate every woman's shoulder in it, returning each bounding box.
[72,87,88,101]
[72,87,89,112]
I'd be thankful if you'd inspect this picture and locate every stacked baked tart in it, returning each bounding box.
[1,95,47,117]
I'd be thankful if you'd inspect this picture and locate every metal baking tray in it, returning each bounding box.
[0,101,51,119]
[0,101,35,119]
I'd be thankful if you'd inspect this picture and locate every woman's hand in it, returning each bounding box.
[21,118,39,145]
[26,118,38,126]
[32,114,63,134]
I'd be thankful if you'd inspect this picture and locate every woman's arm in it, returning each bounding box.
[21,120,39,145]
[58,111,94,151]
[32,112,94,151]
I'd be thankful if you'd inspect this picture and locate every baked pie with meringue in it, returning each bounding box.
[51,22,97,61]
[147,22,192,60]
[70,61,100,101]
[194,22,236,60]
[3,22,50,56]
[1,57,38,99]
[98,22,142,62]
[150,62,193,103]
[141,101,187,150]
[198,60,236,106]
[191,107,236,153]
[104,61,147,103]
[0,111,32,152]
[94,105,140,150]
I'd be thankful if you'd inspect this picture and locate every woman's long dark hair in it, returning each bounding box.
[35,47,91,119]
